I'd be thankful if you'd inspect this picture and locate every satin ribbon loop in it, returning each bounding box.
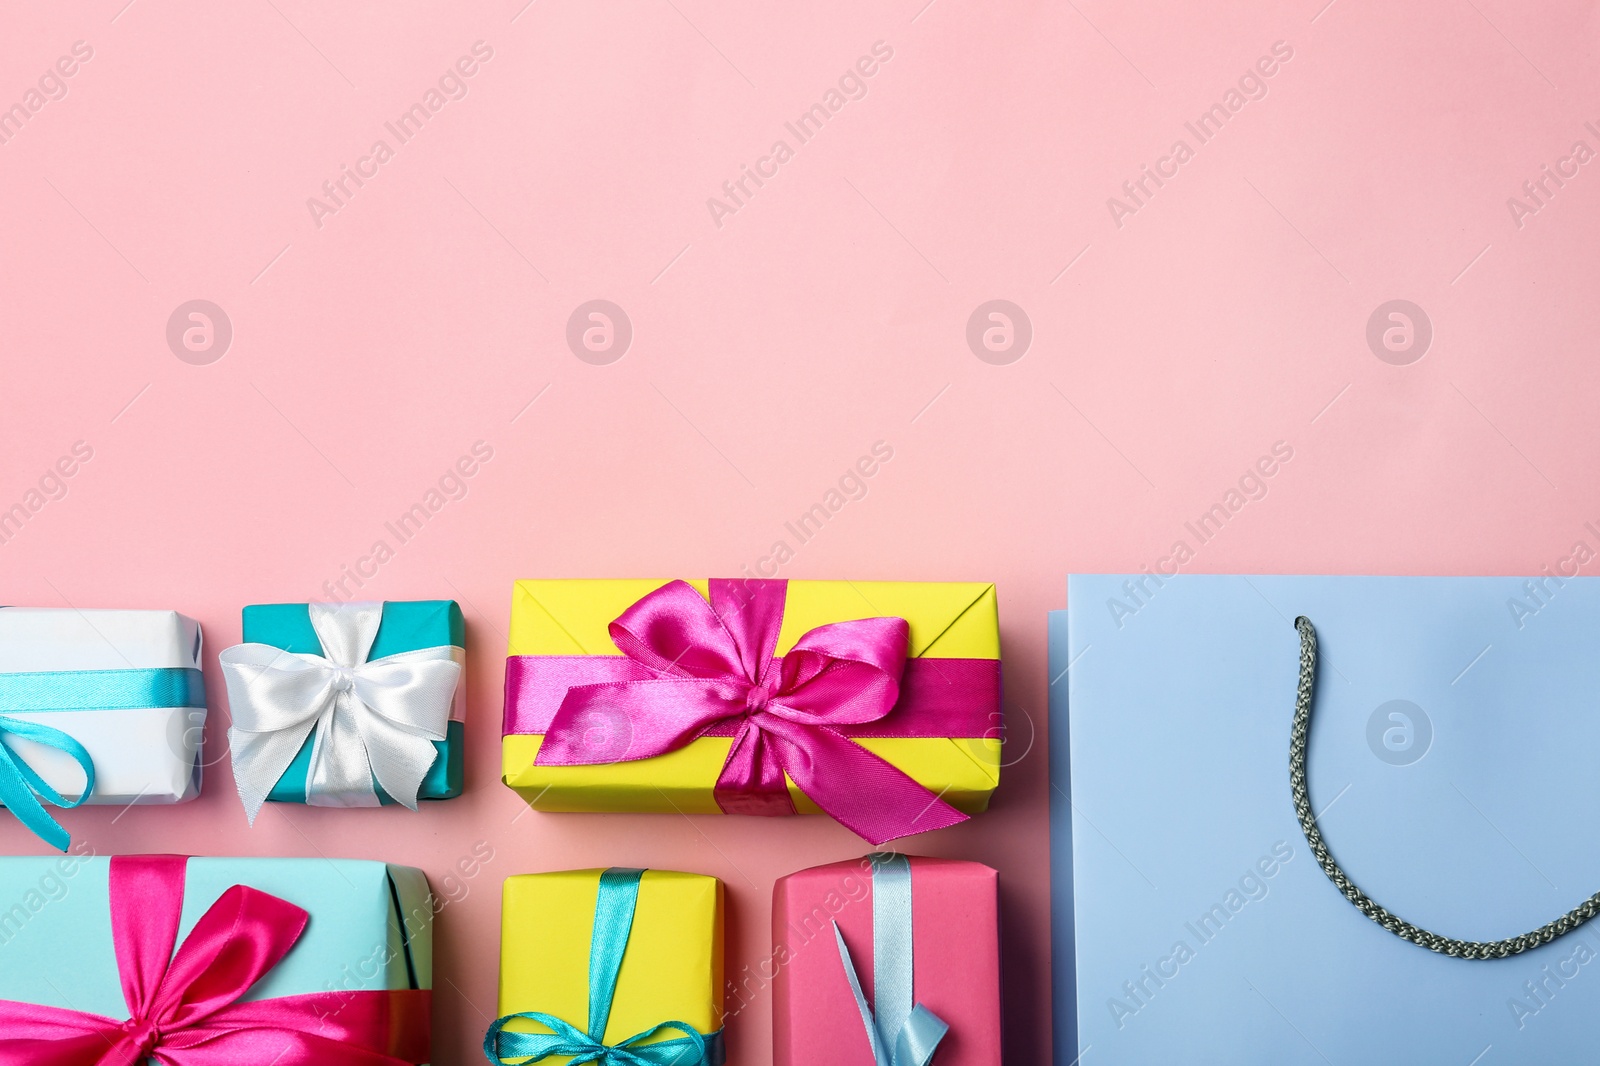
[0,854,432,1065]
[483,868,721,1066]
[220,601,462,822]
[484,1013,712,1065]
[535,579,969,845]
[833,853,949,1066]
[0,713,95,852]
[0,665,204,852]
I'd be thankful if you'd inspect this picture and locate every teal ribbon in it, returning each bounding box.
[0,714,95,851]
[484,867,724,1065]
[0,667,205,712]
[832,853,950,1066]
[0,666,202,850]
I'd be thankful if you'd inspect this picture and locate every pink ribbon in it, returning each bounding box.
[518,579,997,844]
[0,855,431,1066]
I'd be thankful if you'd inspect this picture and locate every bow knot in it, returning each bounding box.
[330,665,357,694]
[120,1016,160,1055]
[535,579,969,844]
[485,868,722,1066]
[220,602,462,822]
[743,679,775,713]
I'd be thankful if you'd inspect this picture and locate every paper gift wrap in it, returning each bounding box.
[0,853,432,1062]
[502,579,1001,843]
[226,600,465,813]
[0,608,206,846]
[493,868,723,1064]
[772,854,1001,1066]
[1056,575,1600,1065]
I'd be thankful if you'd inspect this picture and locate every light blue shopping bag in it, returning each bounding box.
[1052,574,1600,1064]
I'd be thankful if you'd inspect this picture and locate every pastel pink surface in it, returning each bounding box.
[2,0,1597,1061]
[771,857,1001,1066]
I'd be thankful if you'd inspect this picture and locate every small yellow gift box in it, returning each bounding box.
[500,579,1002,843]
[491,868,724,1065]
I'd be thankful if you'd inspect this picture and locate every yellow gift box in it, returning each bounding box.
[501,579,1002,815]
[497,868,723,1064]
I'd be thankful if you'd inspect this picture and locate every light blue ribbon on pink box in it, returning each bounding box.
[832,853,950,1066]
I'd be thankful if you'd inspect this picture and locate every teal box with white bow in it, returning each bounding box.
[220,600,465,821]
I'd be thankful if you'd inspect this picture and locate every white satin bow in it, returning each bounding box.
[219,601,462,823]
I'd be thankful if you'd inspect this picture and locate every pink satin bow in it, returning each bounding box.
[0,855,431,1066]
[534,578,969,844]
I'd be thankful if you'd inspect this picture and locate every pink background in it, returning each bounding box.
[2,1,1597,1061]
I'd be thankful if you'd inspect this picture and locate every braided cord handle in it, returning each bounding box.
[1290,615,1600,959]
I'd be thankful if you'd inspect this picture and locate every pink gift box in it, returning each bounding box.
[771,855,1002,1066]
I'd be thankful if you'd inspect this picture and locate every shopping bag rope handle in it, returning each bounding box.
[1291,615,1600,959]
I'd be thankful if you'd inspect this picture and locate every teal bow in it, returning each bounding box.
[484,867,723,1065]
[0,713,95,852]
[833,853,950,1066]
[0,666,203,850]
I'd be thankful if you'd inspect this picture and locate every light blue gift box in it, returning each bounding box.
[0,856,433,1018]
[1053,575,1600,1064]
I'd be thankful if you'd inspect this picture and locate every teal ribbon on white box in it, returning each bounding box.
[0,665,203,850]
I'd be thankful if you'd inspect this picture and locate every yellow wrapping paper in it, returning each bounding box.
[501,579,1002,814]
[497,868,723,1063]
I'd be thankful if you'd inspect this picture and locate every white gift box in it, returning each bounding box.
[0,608,206,805]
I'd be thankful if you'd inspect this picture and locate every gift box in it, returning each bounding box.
[0,607,206,850]
[488,867,723,1065]
[772,854,1001,1066]
[0,853,433,1062]
[502,578,1002,844]
[1055,574,1600,1064]
[220,600,465,821]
